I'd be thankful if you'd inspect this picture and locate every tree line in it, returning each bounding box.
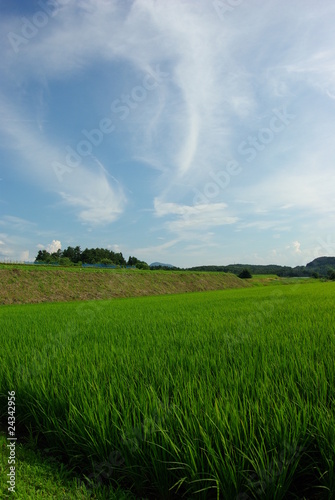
[34,248,335,278]
[186,260,335,279]
[35,246,149,269]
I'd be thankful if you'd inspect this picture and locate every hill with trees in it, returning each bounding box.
[305,256,335,278]
[150,262,175,269]
[34,247,335,279]
[35,246,149,269]
[186,264,308,276]
[187,258,335,278]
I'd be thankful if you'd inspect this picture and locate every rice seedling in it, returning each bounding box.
[0,281,334,498]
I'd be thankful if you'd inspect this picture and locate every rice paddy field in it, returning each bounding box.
[0,280,335,499]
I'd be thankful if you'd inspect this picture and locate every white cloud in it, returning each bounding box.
[59,177,126,225]
[293,241,302,254]
[107,244,122,253]
[0,233,33,262]
[45,240,62,253]
[1,1,335,266]
[237,170,335,218]
[0,215,36,232]
[0,97,126,225]
[154,199,238,233]
[2,0,335,200]
[237,220,291,232]
[0,0,256,191]
[20,250,30,261]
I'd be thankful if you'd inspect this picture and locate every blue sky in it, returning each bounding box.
[0,0,335,267]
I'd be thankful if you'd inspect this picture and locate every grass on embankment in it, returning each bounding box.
[0,431,139,499]
[0,430,89,500]
[0,266,251,305]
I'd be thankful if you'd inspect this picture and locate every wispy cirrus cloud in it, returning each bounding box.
[154,199,238,233]
[1,0,335,264]
[0,215,37,232]
[0,231,31,262]
[0,96,126,225]
[2,0,335,194]
[1,0,253,185]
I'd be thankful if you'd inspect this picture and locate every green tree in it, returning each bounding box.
[73,246,81,263]
[127,256,139,266]
[136,261,150,270]
[62,246,81,263]
[50,249,62,262]
[327,269,335,281]
[35,250,50,262]
[59,257,72,267]
[114,252,126,266]
[239,269,252,279]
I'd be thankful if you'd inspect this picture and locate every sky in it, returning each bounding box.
[0,0,335,268]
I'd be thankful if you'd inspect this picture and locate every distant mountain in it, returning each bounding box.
[149,256,335,276]
[306,256,335,268]
[305,256,335,277]
[150,262,175,268]
[187,258,335,277]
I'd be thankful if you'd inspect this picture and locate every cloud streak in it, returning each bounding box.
[154,199,238,233]
[1,0,335,264]
[0,95,126,225]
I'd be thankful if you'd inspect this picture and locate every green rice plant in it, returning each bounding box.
[0,282,334,498]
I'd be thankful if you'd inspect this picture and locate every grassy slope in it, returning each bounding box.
[0,266,251,305]
[0,431,139,500]
[0,431,89,500]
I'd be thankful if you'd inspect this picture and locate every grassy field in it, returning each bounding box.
[0,265,251,305]
[0,430,96,499]
[0,280,334,498]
